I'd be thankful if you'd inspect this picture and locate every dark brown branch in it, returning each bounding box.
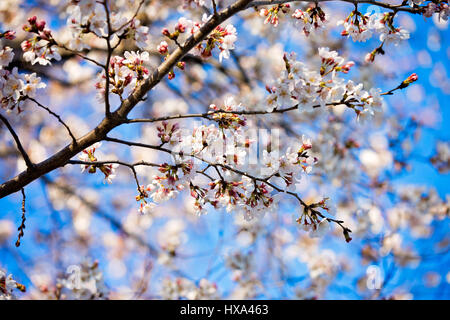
[0,113,34,169]
[67,159,159,190]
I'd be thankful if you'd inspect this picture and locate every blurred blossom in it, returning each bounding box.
[0,219,13,243]
[407,84,425,103]
[427,29,441,51]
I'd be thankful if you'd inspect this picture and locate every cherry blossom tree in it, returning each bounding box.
[0,0,448,300]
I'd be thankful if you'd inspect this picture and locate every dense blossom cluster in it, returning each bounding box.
[76,94,320,224]
[338,11,409,45]
[422,1,449,19]
[266,48,383,120]
[257,2,417,50]
[95,51,150,101]
[259,4,291,27]
[21,16,61,66]
[291,5,327,36]
[1,33,46,112]
[137,116,316,221]
[259,4,328,36]
[78,142,118,184]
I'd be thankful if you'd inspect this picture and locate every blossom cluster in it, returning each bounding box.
[259,4,327,36]
[95,51,150,101]
[21,16,61,66]
[209,96,246,130]
[78,142,118,184]
[266,48,384,120]
[163,15,237,62]
[258,3,413,51]
[0,269,25,300]
[338,11,410,45]
[291,5,327,36]
[422,1,449,20]
[295,198,332,237]
[1,37,46,113]
[66,0,149,51]
[259,4,291,27]
[130,98,319,222]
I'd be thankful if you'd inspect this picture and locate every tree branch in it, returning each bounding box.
[248,0,424,14]
[28,97,77,144]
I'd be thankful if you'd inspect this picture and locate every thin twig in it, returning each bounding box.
[15,188,26,247]
[0,113,34,169]
[28,97,77,144]
[248,0,423,14]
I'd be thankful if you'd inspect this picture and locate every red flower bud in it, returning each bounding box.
[399,73,419,89]
[177,61,185,70]
[162,28,170,37]
[36,20,46,32]
[404,73,418,84]
[28,16,37,25]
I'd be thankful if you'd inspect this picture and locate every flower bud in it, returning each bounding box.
[341,61,355,73]
[3,30,16,40]
[343,229,352,242]
[259,8,269,17]
[404,73,418,84]
[28,16,37,25]
[365,52,375,63]
[399,73,418,89]
[157,41,169,54]
[162,28,170,37]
